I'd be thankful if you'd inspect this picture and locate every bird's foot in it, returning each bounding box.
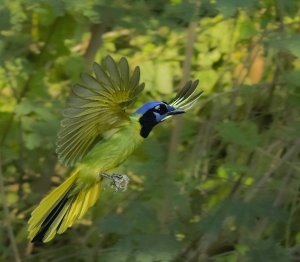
[100,173,130,192]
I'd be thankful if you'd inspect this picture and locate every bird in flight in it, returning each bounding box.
[28,56,202,243]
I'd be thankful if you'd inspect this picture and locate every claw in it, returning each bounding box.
[100,173,130,192]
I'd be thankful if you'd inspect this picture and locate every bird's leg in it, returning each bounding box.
[99,173,130,192]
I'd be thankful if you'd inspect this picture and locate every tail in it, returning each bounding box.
[28,170,101,243]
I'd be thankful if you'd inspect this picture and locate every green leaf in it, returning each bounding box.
[155,62,173,94]
[24,132,42,150]
[268,34,300,58]
[134,234,180,262]
[63,55,85,80]
[99,214,131,235]
[197,198,285,234]
[239,20,257,40]
[283,70,300,87]
[164,1,195,24]
[215,0,258,17]
[217,120,260,150]
[14,100,36,116]
[245,240,290,262]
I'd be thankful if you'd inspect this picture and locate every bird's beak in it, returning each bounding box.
[167,107,185,116]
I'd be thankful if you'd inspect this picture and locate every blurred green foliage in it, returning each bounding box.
[1,0,300,261]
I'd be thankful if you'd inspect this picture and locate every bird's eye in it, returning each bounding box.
[153,104,167,115]
[154,105,161,111]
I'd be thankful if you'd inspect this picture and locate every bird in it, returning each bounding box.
[28,55,202,243]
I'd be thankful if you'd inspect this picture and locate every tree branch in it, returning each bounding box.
[84,23,106,69]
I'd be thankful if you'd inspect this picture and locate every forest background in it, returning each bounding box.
[1,0,300,261]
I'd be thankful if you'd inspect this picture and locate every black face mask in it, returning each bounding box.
[139,110,158,138]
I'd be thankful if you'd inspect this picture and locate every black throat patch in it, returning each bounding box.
[139,111,158,138]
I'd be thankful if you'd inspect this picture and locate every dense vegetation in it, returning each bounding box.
[1,0,300,261]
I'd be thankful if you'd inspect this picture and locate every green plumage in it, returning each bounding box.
[29,56,145,242]
[28,56,202,243]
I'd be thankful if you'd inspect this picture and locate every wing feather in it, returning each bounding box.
[56,56,144,166]
[119,58,130,87]
[105,56,122,87]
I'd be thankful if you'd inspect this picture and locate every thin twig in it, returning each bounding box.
[245,139,300,202]
[247,139,300,240]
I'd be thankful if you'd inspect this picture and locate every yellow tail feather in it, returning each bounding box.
[28,170,101,243]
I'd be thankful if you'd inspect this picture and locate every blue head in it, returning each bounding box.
[134,101,184,138]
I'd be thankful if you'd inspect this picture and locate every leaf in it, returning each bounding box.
[14,100,36,117]
[63,55,85,80]
[134,234,181,262]
[155,62,173,94]
[93,247,130,262]
[164,1,196,24]
[24,132,43,150]
[283,70,300,87]
[0,9,10,30]
[215,0,258,17]
[245,240,290,262]
[197,198,285,234]
[217,120,261,150]
[0,112,12,135]
[139,60,156,91]
[268,33,300,58]
[239,20,257,40]
[98,214,131,235]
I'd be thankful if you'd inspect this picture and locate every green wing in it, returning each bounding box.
[56,56,145,167]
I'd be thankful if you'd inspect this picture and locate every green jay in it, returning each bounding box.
[28,56,202,243]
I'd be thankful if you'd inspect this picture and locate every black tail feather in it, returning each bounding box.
[31,193,69,243]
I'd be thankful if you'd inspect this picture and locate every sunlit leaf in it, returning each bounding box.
[155,62,173,94]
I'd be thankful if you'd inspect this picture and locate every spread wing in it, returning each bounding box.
[56,56,145,166]
[169,80,203,110]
